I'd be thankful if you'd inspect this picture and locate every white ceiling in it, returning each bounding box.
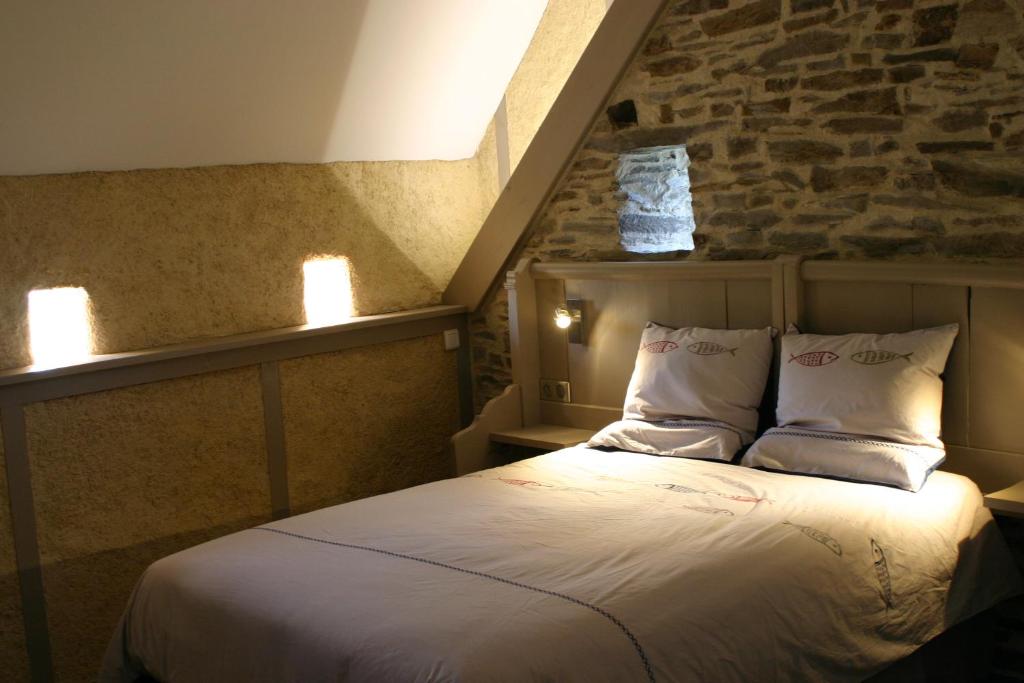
[0,0,548,176]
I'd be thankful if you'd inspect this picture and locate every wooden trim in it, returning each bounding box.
[1,406,53,682]
[455,317,475,430]
[452,384,523,475]
[944,445,1024,494]
[531,260,776,281]
[801,261,1024,289]
[442,0,671,311]
[0,307,466,406]
[779,255,804,329]
[490,424,596,449]
[259,363,290,521]
[507,259,541,426]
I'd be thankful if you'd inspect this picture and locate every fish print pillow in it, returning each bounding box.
[623,322,775,438]
[777,324,958,448]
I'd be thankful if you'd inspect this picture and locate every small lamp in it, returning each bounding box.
[553,299,583,344]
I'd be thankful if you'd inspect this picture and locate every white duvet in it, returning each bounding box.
[103,447,1020,682]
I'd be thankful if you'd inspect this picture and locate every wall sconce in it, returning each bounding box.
[554,299,583,344]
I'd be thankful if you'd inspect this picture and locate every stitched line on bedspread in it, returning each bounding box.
[253,527,657,683]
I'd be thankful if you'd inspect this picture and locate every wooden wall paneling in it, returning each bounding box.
[507,259,541,426]
[803,281,914,334]
[535,278,569,382]
[0,405,51,683]
[452,384,523,474]
[259,362,290,520]
[566,279,727,408]
[539,401,621,431]
[969,288,1024,454]
[911,285,970,447]
[725,280,774,330]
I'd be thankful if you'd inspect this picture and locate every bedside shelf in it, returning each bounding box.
[490,424,596,451]
[985,481,1024,518]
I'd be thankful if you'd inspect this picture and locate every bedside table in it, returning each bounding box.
[985,482,1024,518]
[489,424,597,465]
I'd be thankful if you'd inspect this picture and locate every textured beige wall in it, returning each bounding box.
[281,335,459,514]
[25,368,271,681]
[0,420,30,682]
[0,155,496,370]
[505,0,609,172]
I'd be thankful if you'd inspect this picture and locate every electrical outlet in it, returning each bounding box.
[443,329,460,351]
[540,379,571,403]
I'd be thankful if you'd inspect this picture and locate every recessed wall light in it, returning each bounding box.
[303,257,354,327]
[28,287,93,368]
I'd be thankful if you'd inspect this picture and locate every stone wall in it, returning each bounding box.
[471,0,1024,409]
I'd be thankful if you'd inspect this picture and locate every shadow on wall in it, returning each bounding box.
[0,163,446,370]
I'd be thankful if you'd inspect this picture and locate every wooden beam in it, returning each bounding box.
[442,0,670,311]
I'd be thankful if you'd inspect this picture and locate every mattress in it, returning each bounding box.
[102,446,1021,682]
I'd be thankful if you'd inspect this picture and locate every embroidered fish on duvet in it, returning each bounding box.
[851,350,913,365]
[499,478,551,488]
[788,351,839,367]
[783,521,843,556]
[871,539,894,609]
[687,341,737,357]
[657,483,702,494]
[684,505,734,516]
[644,340,679,353]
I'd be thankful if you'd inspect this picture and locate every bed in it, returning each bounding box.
[102,446,1018,682]
[103,256,1024,681]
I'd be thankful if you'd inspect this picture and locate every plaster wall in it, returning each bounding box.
[0,157,495,370]
[505,0,610,171]
[281,335,460,513]
[472,0,1024,408]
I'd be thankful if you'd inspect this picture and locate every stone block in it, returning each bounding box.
[801,68,884,90]
[812,87,901,114]
[701,0,782,37]
[913,4,959,47]
[757,31,850,68]
[825,117,904,133]
[810,165,889,191]
[932,159,1024,196]
[767,140,845,163]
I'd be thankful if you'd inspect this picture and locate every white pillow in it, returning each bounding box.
[742,427,945,491]
[588,418,744,462]
[623,322,775,438]
[777,324,958,447]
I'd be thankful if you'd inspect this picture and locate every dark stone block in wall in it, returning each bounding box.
[607,100,639,130]
[822,193,870,212]
[883,48,958,64]
[646,54,703,77]
[913,4,958,47]
[757,31,850,68]
[916,141,994,153]
[939,232,1024,257]
[866,216,945,234]
[801,68,884,90]
[841,235,930,257]
[932,160,1024,197]
[876,0,914,10]
[888,64,926,82]
[742,97,792,115]
[701,0,781,37]
[851,139,872,156]
[672,0,729,15]
[956,44,1000,69]
[812,87,901,114]
[742,116,813,131]
[712,103,735,116]
[875,13,902,30]
[714,193,748,209]
[772,169,808,188]
[810,165,889,191]
[791,0,835,13]
[825,117,904,133]
[707,210,783,229]
[728,137,758,157]
[932,108,988,133]
[769,231,830,249]
[862,34,905,50]
[767,140,844,163]
[765,76,800,92]
[783,8,838,32]
[689,143,715,161]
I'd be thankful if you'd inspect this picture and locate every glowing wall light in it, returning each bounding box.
[303,257,354,327]
[28,287,93,368]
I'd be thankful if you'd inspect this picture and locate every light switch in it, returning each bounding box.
[443,329,460,351]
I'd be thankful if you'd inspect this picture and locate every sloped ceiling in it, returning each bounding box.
[0,0,547,176]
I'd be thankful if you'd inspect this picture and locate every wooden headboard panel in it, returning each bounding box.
[457,256,1024,490]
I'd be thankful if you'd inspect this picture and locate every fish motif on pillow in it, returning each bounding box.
[643,340,679,353]
[851,350,913,365]
[788,350,839,367]
[687,341,737,356]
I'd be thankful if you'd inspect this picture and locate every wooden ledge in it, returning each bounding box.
[491,424,596,450]
[0,305,466,404]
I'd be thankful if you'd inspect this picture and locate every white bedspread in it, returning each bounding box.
[102,447,1020,682]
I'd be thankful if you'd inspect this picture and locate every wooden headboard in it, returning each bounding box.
[454,256,1024,492]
